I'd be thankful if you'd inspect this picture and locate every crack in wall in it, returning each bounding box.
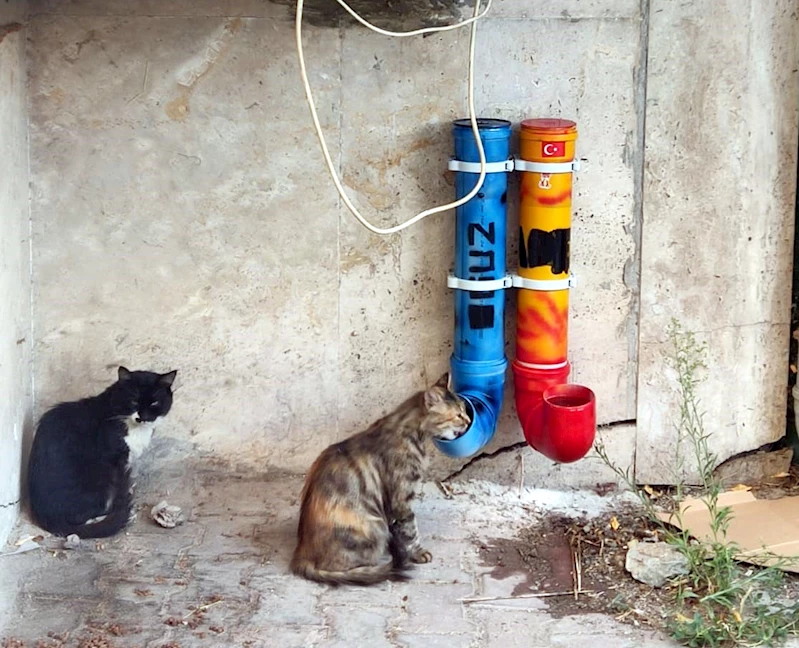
[643,320,785,346]
[0,499,20,509]
[442,441,528,482]
[443,419,638,482]
[631,0,651,481]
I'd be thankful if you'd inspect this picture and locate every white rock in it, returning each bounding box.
[150,500,184,528]
[625,540,689,587]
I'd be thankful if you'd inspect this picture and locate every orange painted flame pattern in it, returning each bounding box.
[515,290,569,365]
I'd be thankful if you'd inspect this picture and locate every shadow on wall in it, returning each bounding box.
[18,410,35,512]
[273,0,470,29]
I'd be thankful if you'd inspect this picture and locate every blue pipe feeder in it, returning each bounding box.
[434,118,512,458]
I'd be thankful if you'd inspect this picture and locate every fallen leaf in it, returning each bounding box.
[610,516,620,531]
[791,364,797,374]
[733,610,743,624]
[643,485,660,499]
[730,484,752,492]
[771,472,790,479]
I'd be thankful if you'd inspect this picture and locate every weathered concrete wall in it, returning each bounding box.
[24,0,798,486]
[27,0,642,481]
[636,0,799,483]
[0,1,32,547]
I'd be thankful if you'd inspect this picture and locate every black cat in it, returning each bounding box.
[27,366,177,538]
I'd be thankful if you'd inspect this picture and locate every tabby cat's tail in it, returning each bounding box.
[56,488,133,539]
[290,557,411,586]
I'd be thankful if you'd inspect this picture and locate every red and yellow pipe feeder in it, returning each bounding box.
[511,119,596,463]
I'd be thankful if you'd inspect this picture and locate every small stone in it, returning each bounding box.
[64,534,81,549]
[151,500,184,528]
[625,540,689,587]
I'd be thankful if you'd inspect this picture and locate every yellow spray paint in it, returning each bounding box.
[516,119,578,366]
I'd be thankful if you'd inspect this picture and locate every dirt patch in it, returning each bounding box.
[749,464,799,499]
[476,504,799,631]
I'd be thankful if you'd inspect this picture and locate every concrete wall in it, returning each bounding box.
[0,1,32,547]
[23,0,798,485]
[636,0,799,482]
[26,0,642,481]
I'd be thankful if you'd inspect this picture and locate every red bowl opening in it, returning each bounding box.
[543,383,595,410]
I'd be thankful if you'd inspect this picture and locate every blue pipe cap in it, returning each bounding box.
[433,356,507,458]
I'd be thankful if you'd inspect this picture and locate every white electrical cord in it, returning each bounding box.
[295,0,490,235]
[333,0,491,38]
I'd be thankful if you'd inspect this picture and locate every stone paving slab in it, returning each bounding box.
[0,458,748,648]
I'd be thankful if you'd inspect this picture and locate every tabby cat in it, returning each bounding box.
[28,366,177,538]
[291,373,471,585]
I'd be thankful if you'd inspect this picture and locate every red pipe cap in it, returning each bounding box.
[520,118,577,135]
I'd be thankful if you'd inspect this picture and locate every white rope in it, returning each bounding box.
[295,0,490,235]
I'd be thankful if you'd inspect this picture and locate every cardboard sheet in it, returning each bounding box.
[657,491,799,573]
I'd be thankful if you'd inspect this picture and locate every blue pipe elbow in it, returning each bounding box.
[435,118,512,459]
[434,356,507,457]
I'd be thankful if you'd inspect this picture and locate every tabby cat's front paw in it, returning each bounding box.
[410,548,432,564]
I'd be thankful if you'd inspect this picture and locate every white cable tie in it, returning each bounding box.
[511,275,575,291]
[447,274,513,291]
[513,159,581,174]
[448,159,514,174]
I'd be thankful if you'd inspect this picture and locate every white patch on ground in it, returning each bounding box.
[421,479,639,533]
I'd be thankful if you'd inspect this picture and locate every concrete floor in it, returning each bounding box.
[0,444,694,647]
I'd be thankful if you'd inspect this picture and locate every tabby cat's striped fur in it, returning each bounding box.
[290,373,471,586]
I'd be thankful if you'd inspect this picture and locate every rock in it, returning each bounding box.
[625,540,689,587]
[64,534,81,550]
[713,448,793,487]
[151,500,184,528]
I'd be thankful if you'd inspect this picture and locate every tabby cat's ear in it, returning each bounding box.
[424,384,446,410]
[118,366,132,381]
[434,372,450,390]
[159,370,178,387]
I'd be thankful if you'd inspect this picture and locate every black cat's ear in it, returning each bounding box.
[159,370,177,387]
[118,366,132,381]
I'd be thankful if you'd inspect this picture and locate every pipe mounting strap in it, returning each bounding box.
[448,159,515,174]
[447,274,513,291]
[511,275,576,291]
[513,159,581,174]
[514,359,569,370]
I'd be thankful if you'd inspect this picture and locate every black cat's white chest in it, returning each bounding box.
[124,417,156,460]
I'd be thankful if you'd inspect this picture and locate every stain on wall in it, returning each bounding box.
[271,0,470,29]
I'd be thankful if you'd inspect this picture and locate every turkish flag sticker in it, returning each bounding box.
[542,141,565,158]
